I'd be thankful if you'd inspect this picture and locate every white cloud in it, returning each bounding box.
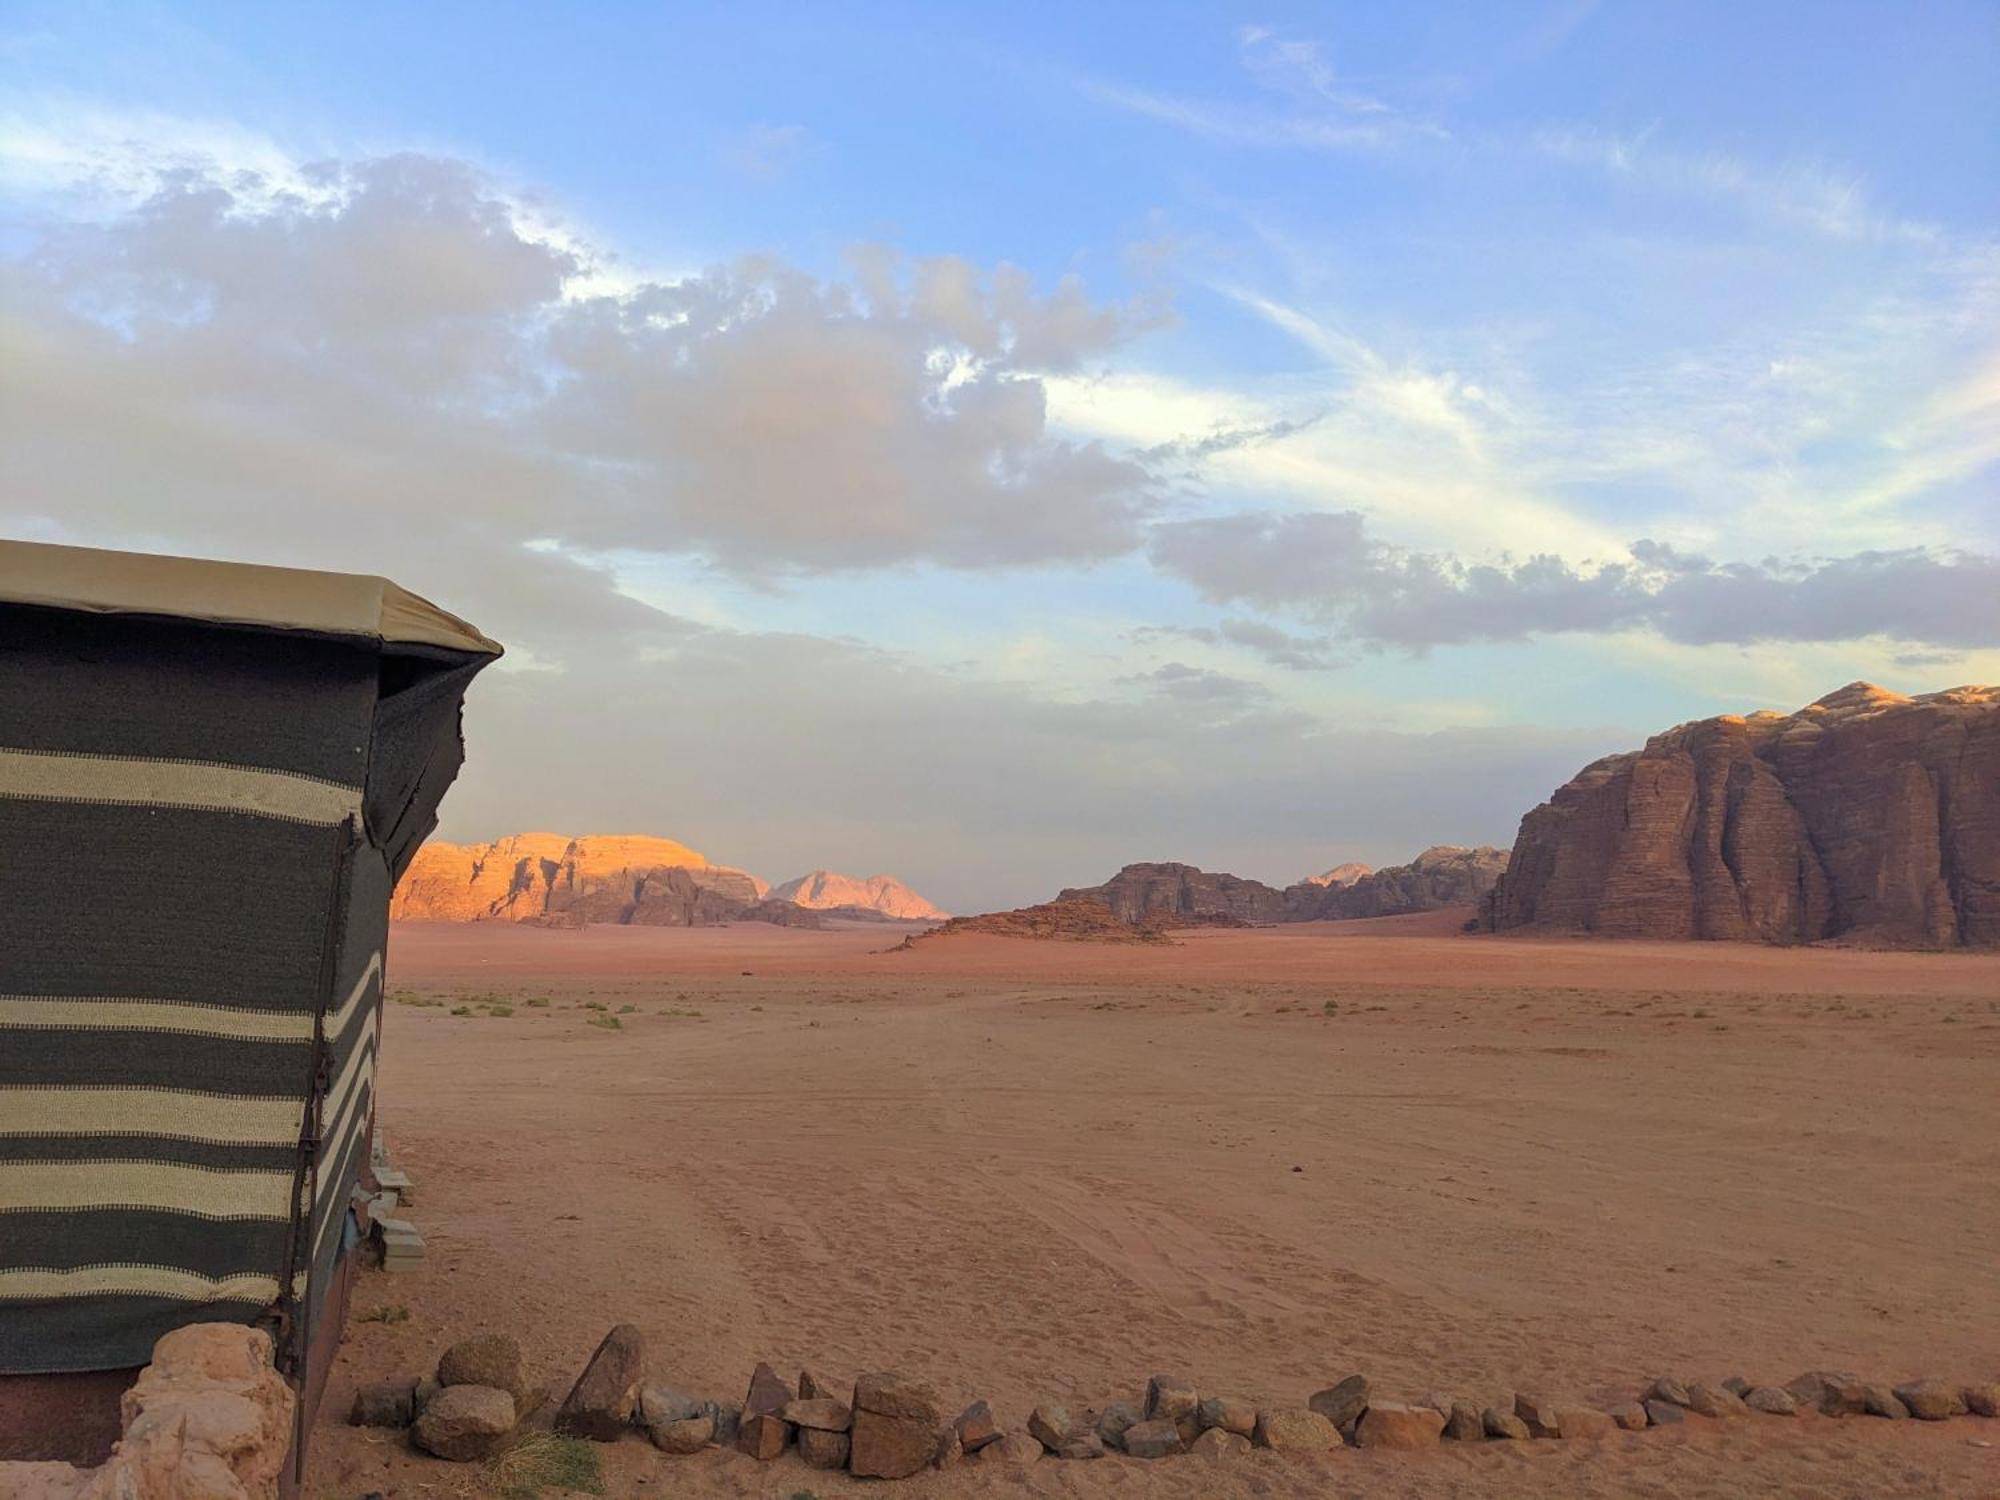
[1,147,1165,618]
[1529,123,1938,244]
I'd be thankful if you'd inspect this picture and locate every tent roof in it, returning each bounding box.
[0,539,501,656]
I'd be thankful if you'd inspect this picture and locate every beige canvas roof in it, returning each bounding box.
[0,539,501,656]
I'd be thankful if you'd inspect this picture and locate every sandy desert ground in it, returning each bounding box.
[307,915,2000,1498]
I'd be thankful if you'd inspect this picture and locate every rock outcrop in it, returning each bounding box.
[899,901,1177,946]
[1058,863,1290,925]
[1484,684,2000,947]
[389,833,801,928]
[768,871,948,920]
[1054,847,1506,930]
[1284,846,1507,920]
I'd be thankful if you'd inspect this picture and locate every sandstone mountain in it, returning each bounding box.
[1285,846,1508,920]
[1059,862,1291,925]
[390,832,810,928]
[1055,846,1506,928]
[1299,861,1372,888]
[1482,683,2000,948]
[769,870,948,920]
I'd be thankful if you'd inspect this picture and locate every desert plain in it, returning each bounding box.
[309,913,2000,1498]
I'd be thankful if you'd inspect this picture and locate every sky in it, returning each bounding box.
[2,1,1996,912]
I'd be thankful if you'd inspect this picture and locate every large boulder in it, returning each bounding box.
[1095,1400,1141,1449]
[553,1325,645,1440]
[782,1398,852,1431]
[1863,1384,1911,1419]
[1441,1400,1484,1440]
[849,1372,942,1479]
[1646,1376,1692,1408]
[1355,1402,1445,1449]
[1121,1419,1185,1459]
[1253,1407,1341,1452]
[798,1428,851,1470]
[1145,1373,1200,1443]
[736,1362,794,1460]
[1197,1394,1257,1437]
[438,1334,526,1402]
[1513,1392,1562,1437]
[1307,1374,1370,1430]
[1190,1428,1252,1460]
[641,1386,711,1454]
[412,1385,516,1461]
[1026,1403,1071,1451]
[1553,1405,1617,1439]
[954,1400,1001,1453]
[1745,1387,1798,1416]
[1894,1380,1967,1421]
[1786,1370,1868,1416]
[1482,1406,1530,1440]
[1685,1383,1749,1419]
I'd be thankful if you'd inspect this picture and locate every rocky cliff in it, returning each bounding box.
[1285,846,1507,920]
[1058,862,1291,924]
[1056,847,1505,927]
[1482,683,2000,947]
[390,832,805,927]
[769,870,948,920]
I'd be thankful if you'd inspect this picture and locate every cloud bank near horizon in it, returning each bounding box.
[5,145,1993,660]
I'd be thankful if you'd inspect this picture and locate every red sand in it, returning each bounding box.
[307,918,2000,1497]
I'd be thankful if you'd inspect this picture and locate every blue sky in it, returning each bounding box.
[3,1,1996,908]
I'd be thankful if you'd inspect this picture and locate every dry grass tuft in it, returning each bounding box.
[485,1430,603,1499]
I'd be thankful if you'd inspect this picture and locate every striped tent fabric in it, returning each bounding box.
[0,544,496,1387]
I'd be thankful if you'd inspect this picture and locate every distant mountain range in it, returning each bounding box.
[389,833,947,927]
[1057,845,1508,927]
[398,683,1999,950]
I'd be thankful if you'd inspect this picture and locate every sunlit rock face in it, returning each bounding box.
[1484,684,2000,948]
[768,870,948,920]
[389,832,771,926]
[1298,862,1372,889]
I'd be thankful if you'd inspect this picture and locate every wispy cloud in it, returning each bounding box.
[1529,123,1939,244]
[1071,23,1446,154]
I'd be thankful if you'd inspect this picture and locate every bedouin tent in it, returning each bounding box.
[0,539,499,1461]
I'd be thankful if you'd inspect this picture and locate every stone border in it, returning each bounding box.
[357,1324,2000,1473]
